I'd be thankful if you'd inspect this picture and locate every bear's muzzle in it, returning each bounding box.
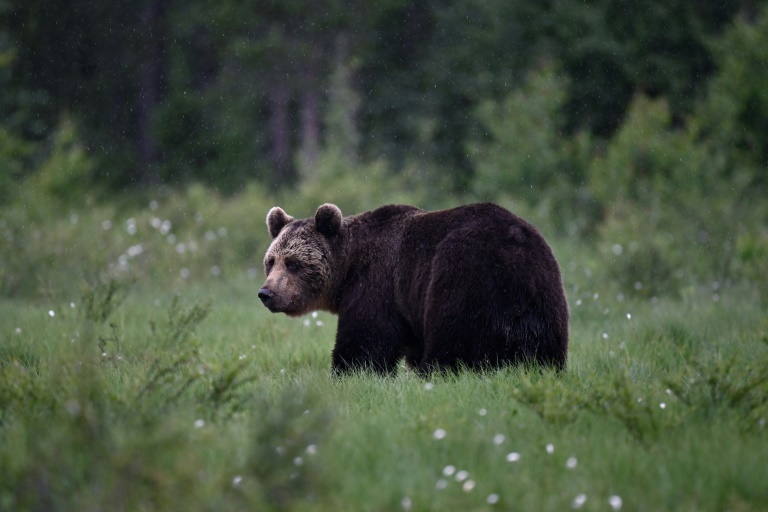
[258,287,277,311]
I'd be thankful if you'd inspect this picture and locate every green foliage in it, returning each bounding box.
[2,281,767,511]
[0,181,277,298]
[149,294,211,349]
[589,93,762,297]
[1,0,757,191]
[469,65,600,236]
[13,116,98,218]
[80,276,130,324]
[243,385,333,510]
[666,342,768,426]
[471,65,569,201]
[290,56,439,215]
[702,7,768,170]
[0,127,33,202]
[2,6,768,509]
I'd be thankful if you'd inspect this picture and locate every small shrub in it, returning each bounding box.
[469,64,599,237]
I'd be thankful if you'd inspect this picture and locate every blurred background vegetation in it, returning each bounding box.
[0,0,766,300]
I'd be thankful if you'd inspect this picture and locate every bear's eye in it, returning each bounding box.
[265,258,275,272]
[285,260,300,272]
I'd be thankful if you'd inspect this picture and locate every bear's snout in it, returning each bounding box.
[258,287,275,307]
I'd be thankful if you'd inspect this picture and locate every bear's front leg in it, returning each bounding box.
[331,315,404,376]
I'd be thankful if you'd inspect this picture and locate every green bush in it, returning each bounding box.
[19,116,98,213]
[469,65,600,237]
[0,180,276,298]
[0,127,33,203]
[290,151,424,217]
[471,65,568,201]
[589,93,765,296]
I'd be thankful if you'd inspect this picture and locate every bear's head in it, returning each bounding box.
[258,203,343,317]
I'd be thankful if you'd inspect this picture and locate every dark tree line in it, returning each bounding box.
[1,0,762,192]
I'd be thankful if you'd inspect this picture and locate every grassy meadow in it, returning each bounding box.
[4,5,768,510]
[1,224,767,511]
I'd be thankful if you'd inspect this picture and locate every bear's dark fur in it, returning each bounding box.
[259,203,568,374]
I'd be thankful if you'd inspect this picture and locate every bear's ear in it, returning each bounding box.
[266,207,294,238]
[315,203,342,237]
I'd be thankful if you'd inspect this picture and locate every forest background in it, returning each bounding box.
[2,2,768,510]
[1,0,767,300]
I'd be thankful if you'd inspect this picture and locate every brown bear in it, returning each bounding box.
[259,203,568,375]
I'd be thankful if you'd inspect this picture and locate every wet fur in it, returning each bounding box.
[261,203,569,375]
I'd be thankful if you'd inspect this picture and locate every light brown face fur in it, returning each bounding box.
[261,221,334,317]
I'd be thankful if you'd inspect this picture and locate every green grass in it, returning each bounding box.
[1,274,767,511]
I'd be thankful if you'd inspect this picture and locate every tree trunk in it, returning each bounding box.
[299,47,321,175]
[268,82,293,187]
[136,0,169,186]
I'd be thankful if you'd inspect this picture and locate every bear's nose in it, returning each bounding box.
[258,287,275,304]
